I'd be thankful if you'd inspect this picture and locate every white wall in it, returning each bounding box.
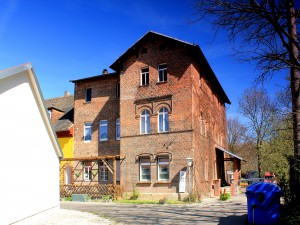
[0,71,60,224]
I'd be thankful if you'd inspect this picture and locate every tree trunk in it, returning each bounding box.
[287,0,300,202]
[257,141,262,178]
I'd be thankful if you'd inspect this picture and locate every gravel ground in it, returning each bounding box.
[17,209,121,225]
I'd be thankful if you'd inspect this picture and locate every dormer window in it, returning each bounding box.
[158,64,167,82]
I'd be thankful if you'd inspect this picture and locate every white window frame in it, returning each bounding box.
[140,158,151,181]
[141,67,149,86]
[140,110,150,134]
[84,122,92,142]
[116,118,120,140]
[158,64,167,82]
[85,88,92,102]
[204,158,208,181]
[158,107,169,133]
[157,157,169,181]
[99,120,108,141]
[48,109,52,119]
[83,162,92,181]
[99,161,108,181]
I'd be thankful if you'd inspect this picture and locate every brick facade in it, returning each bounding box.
[72,32,233,199]
[72,73,120,184]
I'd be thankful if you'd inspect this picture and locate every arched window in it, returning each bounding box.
[158,107,169,132]
[141,110,150,134]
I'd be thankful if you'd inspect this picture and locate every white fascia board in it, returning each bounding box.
[0,63,63,158]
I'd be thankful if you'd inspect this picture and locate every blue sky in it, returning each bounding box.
[0,0,287,119]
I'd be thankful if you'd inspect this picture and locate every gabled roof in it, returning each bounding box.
[0,63,63,158]
[45,94,74,112]
[54,119,74,133]
[70,72,118,83]
[45,95,74,132]
[110,31,230,104]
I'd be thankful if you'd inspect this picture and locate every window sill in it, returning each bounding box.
[137,181,151,184]
[158,131,169,134]
[84,101,92,104]
[155,180,170,184]
[156,81,167,85]
[139,84,149,87]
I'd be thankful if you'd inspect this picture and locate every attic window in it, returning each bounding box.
[158,64,167,82]
[141,68,149,86]
[85,88,92,103]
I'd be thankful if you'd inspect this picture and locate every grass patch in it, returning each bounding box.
[114,199,186,204]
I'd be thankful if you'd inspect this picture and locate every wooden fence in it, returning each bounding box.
[60,184,123,199]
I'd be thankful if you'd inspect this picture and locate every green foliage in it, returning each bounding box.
[114,199,158,204]
[183,193,197,203]
[219,192,230,201]
[158,197,167,204]
[61,196,72,201]
[129,188,140,200]
[280,199,300,225]
[261,117,293,181]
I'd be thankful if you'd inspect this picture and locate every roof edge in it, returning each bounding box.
[216,146,245,162]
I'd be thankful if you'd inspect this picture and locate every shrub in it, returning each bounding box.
[158,197,167,204]
[183,193,197,203]
[129,188,140,200]
[220,190,230,201]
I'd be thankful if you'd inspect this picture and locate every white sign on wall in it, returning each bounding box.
[179,170,186,193]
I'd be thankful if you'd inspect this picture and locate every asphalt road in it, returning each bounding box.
[61,194,248,225]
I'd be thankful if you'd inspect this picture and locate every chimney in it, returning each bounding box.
[102,69,108,75]
[64,91,70,97]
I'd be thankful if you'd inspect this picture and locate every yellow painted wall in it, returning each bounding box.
[59,137,74,184]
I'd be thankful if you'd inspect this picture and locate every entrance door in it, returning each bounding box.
[216,149,226,184]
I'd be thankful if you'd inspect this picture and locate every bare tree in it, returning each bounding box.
[227,117,248,154]
[194,0,299,200]
[239,88,276,177]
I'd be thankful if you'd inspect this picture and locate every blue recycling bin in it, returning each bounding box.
[246,182,282,224]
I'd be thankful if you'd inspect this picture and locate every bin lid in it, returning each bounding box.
[246,182,281,197]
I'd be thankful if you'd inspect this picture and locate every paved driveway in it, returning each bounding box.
[61,195,248,225]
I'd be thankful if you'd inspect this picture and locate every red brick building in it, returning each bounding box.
[71,31,242,200]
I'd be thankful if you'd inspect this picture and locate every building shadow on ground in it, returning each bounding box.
[219,214,248,225]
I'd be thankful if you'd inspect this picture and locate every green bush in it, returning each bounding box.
[183,193,197,203]
[61,196,72,201]
[158,197,167,204]
[220,192,230,201]
[129,188,140,200]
